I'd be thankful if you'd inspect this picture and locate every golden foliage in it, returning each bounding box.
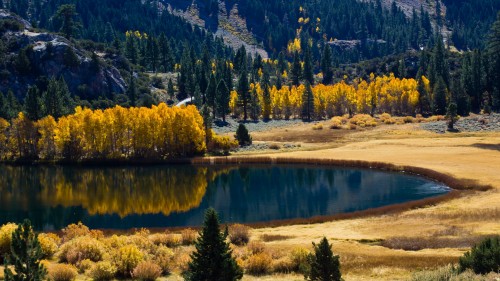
[89,261,117,281]
[38,233,59,259]
[58,236,105,264]
[132,261,162,281]
[114,244,144,276]
[245,252,273,275]
[0,223,17,258]
[48,264,78,281]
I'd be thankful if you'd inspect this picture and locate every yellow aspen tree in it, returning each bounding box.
[36,116,57,160]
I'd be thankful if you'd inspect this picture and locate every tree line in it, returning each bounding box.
[0,104,206,161]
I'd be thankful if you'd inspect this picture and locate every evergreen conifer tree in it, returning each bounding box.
[303,46,314,85]
[127,76,137,107]
[24,86,42,121]
[433,76,448,115]
[249,87,261,121]
[184,208,243,281]
[302,82,314,121]
[3,219,47,281]
[6,90,20,120]
[321,45,333,85]
[291,51,302,86]
[55,4,79,39]
[305,237,341,281]
[487,12,500,111]
[235,124,252,146]
[216,80,230,122]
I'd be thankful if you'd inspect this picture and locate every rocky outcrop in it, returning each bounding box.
[0,10,126,100]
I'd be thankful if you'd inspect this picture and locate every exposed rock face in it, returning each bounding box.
[0,10,126,100]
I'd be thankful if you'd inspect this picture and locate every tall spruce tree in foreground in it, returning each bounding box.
[184,208,243,281]
[305,237,342,281]
[302,82,314,121]
[4,220,47,281]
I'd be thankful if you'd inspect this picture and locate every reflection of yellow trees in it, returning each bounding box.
[0,166,234,217]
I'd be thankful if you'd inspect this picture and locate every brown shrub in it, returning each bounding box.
[48,264,78,281]
[381,235,489,251]
[247,241,265,254]
[76,259,95,274]
[403,116,415,123]
[148,234,169,246]
[164,233,182,247]
[312,123,324,130]
[181,229,197,246]
[268,143,281,150]
[132,261,162,281]
[260,234,293,242]
[245,253,272,275]
[229,224,251,246]
[272,256,294,273]
[62,222,90,242]
[290,247,310,273]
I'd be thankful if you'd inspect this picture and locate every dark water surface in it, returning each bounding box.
[0,164,449,230]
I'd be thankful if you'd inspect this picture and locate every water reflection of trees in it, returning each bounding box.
[0,165,231,217]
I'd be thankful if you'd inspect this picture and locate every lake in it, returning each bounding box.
[0,164,449,230]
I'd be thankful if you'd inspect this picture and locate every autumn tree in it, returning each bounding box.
[237,69,250,120]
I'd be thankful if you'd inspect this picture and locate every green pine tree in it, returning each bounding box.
[235,124,252,146]
[24,86,42,120]
[3,219,47,281]
[184,208,243,281]
[291,51,302,86]
[305,237,342,281]
[63,47,79,68]
[167,78,175,99]
[446,102,458,131]
[433,76,448,115]
[55,4,79,39]
[249,86,261,121]
[216,80,230,122]
[6,90,21,120]
[303,46,314,85]
[321,45,333,85]
[487,12,500,111]
[127,76,137,107]
[302,82,314,121]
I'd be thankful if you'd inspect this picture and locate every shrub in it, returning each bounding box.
[48,264,78,281]
[268,143,281,150]
[61,222,90,242]
[235,124,252,146]
[403,116,415,123]
[0,223,18,260]
[148,233,169,246]
[207,132,239,155]
[58,236,105,264]
[229,224,251,246]
[260,234,293,242]
[459,236,500,274]
[76,259,95,274]
[247,241,265,255]
[312,123,323,130]
[89,261,117,281]
[290,247,310,274]
[245,253,272,275]
[350,114,376,126]
[411,265,484,281]
[115,244,144,276]
[164,234,182,248]
[132,261,162,281]
[39,233,59,259]
[379,113,392,121]
[272,256,294,273]
[348,123,357,130]
[181,229,197,246]
[153,246,174,274]
[384,118,396,124]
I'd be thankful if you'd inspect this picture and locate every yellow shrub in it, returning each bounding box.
[76,259,95,274]
[181,229,197,246]
[89,261,117,281]
[132,261,162,281]
[312,123,323,130]
[350,114,377,126]
[403,116,415,123]
[114,244,144,276]
[102,235,128,250]
[61,222,90,242]
[39,233,59,259]
[148,234,169,246]
[290,247,310,273]
[379,113,392,121]
[348,123,357,130]
[229,224,251,246]
[48,264,78,281]
[0,223,17,258]
[207,132,239,155]
[173,252,191,272]
[153,246,174,274]
[164,234,182,248]
[330,117,343,129]
[128,234,154,252]
[58,236,105,264]
[384,118,396,124]
[247,241,265,255]
[245,253,272,275]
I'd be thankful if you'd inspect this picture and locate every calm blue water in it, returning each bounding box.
[0,164,449,230]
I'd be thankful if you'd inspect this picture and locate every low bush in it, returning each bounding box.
[403,116,415,123]
[148,233,169,246]
[272,256,294,273]
[76,259,95,274]
[0,223,18,260]
[229,224,251,246]
[350,114,377,127]
[312,123,323,130]
[61,222,90,242]
[58,236,105,264]
[89,261,117,281]
[235,124,252,146]
[114,244,144,277]
[164,234,182,248]
[260,234,293,242]
[459,236,500,274]
[245,253,272,275]
[247,241,265,255]
[411,264,484,281]
[181,229,197,246]
[48,264,78,281]
[329,118,342,129]
[268,143,281,150]
[39,233,59,259]
[290,247,310,274]
[153,246,174,274]
[132,261,162,281]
